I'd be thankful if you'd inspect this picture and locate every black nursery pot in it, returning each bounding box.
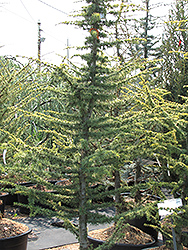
[6,193,18,206]
[5,182,35,206]
[88,235,156,250]
[2,184,18,205]
[47,180,57,185]
[0,192,9,215]
[55,180,78,208]
[17,193,30,214]
[121,192,160,241]
[18,182,35,187]
[125,215,158,241]
[181,231,188,247]
[0,228,31,250]
[36,190,58,210]
[18,191,56,213]
[17,182,35,214]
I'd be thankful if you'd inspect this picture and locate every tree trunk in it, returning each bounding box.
[79,169,88,250]
[114,170,121,215]
[144,0,149,59]
[135,158,142,184]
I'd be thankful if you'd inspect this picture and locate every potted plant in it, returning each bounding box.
[87,217,156,250]
[159,201,188,250]
[0,214,31,250]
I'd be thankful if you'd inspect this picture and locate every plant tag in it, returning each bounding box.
[100,13,105,19]
[158,198,182,218]
[3,149,7,165]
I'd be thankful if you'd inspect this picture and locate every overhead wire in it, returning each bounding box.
[2,6,34,24]
[37,0,68,16]
[1,4,67,46]
[20,0,36,23]
[42,30,66,45]
[36,0,84,40]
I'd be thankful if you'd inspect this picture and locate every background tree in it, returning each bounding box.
[128,0,160,60]
[0,56,39,171]
[157,0,188,103]
[156,0,188,199]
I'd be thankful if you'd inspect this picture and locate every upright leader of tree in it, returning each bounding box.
[158,0,188,103]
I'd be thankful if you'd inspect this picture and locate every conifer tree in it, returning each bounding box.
[156,0,188,191]
[157,0,188,103]
[126,0,160,60]
[8,1,126,249]
[108,0,144,62]
[0,56,39,170]
[11,1,163,248]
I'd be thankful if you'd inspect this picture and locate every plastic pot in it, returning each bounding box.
[47,180,57,185]
[18,186,57,213]
[17,182,35,214]
[122,193,160,241]
[6,193,18,206]
[181,231,188,247]
[125,215,158,241]
[88,235,156,250]
[55,180,78,208]
[2,184,18,206]
[0,228,31,250]
[17,194,30,214]
[3,182,34,206]
[0,192,9,215]
[89,183,114,203]
[17,182,35,187]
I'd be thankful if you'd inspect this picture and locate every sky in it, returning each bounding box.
[0,0,86,65]
[0,0,174,66]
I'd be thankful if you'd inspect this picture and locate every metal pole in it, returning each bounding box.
[67,38,69,64]
[38,20,41,72]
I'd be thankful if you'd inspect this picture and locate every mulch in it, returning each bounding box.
[88,225,154,245]
[42,243,79,250]
[0,218,29,239]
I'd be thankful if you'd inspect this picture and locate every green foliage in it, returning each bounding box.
[128,0,160,60]
[0,56,40,171]
[0,1,128,249]
[157,0,188,104]
[1,1,188,250]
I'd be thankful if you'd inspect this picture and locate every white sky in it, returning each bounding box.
[0,0,86,65]
[0,0,174,66]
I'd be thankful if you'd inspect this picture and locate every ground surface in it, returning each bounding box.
[42,243,188,250]
[2,205,181,250]
[3,205,115,250]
